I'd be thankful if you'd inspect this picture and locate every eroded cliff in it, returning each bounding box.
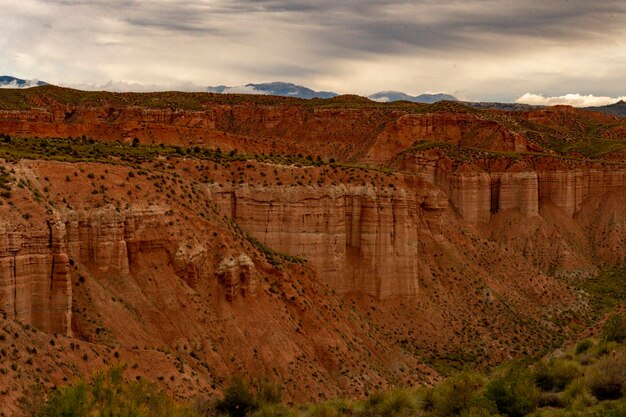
[0,88,624,415]
[210,182,447,298]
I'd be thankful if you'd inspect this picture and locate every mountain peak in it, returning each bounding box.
[207,81,338,99]
[369,91,457,103]
[582,99,626,116]
[0,76,48,89]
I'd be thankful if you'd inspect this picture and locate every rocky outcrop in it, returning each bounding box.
[0,205,251,334]
[216,254,259,301]
[365,113,543,164]
[210,183,447,299]
[538,169,626,217]
[498,171,539,217]
[0,221,72,335]
[403,152,626,227]
[0,95,541,164]
[449,166,492,224]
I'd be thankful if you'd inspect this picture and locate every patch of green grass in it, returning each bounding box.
[0,164,14,191]
[34,364,199,417]
[0,135,326,169]
[572,266,626,322]
[557,140,626,158]
[399,140,626,167]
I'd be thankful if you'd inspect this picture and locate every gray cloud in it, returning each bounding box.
[1,0,626,101]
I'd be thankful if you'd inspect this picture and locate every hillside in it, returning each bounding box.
[0,87,624,415]
[584,100,626,117]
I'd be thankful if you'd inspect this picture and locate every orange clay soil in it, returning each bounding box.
[0,87,624,415]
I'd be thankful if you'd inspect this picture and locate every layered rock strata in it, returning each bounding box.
[404,153,626,225]
[0,206,256,334]
[0,221,72,335]
[210,183,447,298]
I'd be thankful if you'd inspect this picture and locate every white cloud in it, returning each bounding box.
[213,85,270,95]
[1,1,626,101]
[515,93,626,107]
[0,79,44,89]
[66,80,205,93]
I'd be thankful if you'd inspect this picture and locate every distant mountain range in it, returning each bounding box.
[207,82,338,99]
[0,76,48,89]
[464,101,545,111]
[583,100,626,117]
[368,91,458,103]
[208,82,459,103]
[3,76,625,116]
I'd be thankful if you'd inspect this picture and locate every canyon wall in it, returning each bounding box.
[0,222,72,335]
[364,113,543,164]
[210,182,447,298]
[0,206,243,335]
[0,103,543,162]
[403,153,626,226]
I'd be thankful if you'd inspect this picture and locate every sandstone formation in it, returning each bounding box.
[364,113,543,164]
[0,87,624,414]
[402,151,626,230]
[0,222,72,335]
[216,254,258,301]
[210,183,447,298]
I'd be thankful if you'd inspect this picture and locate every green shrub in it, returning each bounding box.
[575,340,594,355]
[252,403,297,417]
[306,402,342,417]
[562,377,597,410]
[427,372,492,417]
[216,376,258,417]
[534,359,580,392]
[485,366,537,417]
[36,365,198,417]
[602,314,626,344]
[586,351,626,401]
[254,378,284,406]
[360,389,416,417]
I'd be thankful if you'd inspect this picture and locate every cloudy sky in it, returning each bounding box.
[1,0,626,105]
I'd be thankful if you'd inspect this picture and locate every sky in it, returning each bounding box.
[1,0,626,105]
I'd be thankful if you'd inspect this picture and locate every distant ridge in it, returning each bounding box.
[0,76,48,89]
[464,101,545,111]
[583,100,626,117]
[8,76,622,117]
[369,91,457,103]
[207,81,337,99]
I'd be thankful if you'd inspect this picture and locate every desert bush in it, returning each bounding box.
[306,402,343,417]
[575,340,594,355]
[360,389,417,417]
[253,378,284,406]
[601,314,626,344]
[534,359,580,392]
[536,391,565,409]
[427,372,493,417]
[586,351,626,401]
[485,366,537,417]
[252,403,297,417]
[562,377,597,410]
[216,376,258,417]
[37,365,198,417]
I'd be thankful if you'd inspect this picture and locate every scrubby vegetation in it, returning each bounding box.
[31,330,626,417]
[34,365,198,417]
[400,140,626,167]
[0,134,337,169]
[0,85,434,113]
[571,266,626,322]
